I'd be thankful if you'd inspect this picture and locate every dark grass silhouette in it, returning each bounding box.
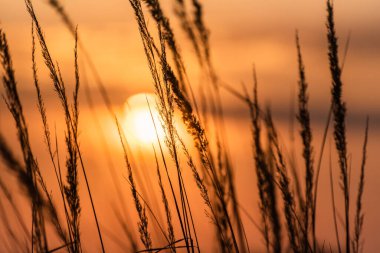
[0,0,371,253]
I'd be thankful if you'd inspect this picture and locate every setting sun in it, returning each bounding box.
[122,93,165,145]
[0,0,379,252]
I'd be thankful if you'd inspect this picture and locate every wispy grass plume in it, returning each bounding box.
[1,27,69,251]
[25,1,105,251]
[62,28,81,253]
[1,27,48,252]
[264,108,301,253]
[31,22,75,252]
[296,32,315,252]
[326,1,350,252]
[129,1,239,251]
[142,0,189,96]
[246,67,281,253]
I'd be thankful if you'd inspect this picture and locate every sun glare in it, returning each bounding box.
[123,93,165,146]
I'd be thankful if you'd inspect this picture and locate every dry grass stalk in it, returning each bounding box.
[295,32,315,252]
[158,24,239,253]
[31,22,76,252]
[0,135,46,251]
[246,67,281,253]
[326,1,350,252]
[46,0,115,114]
[153,146,176,252]
[352,118,369,253]
[175,3,247,249]
[176,131,230,250]
[45,1,140,249]
[264,109,301,253]
[329,149,342,253]
[173,0,203,66]
[115,118,152,250]
[25,1,105,251]
[62,28,81,253]
[1,28,49,252]
[142,0,190,97]
[0,1,373,252]
[129,1,240,251]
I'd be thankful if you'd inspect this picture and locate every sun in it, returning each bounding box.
[122,93,165,146]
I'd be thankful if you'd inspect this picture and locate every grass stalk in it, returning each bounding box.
[326,1,350,252]
[295,32,315,252]
[24,1,105,251]
[115,118,152,250]
[264,109,300,253]
[247,67,281,253]
[152,145,176,252]
[352,118,369,253]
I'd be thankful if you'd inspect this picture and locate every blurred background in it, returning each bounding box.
[0,0,379,252]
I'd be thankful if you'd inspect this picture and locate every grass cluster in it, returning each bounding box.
[0,0,371,252]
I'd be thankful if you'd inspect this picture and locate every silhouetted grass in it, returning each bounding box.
[0,0,373,252]
[295,32,315,252]
[264,108,301,253]
[326,1,350,252]
[115,118,152,250]
[153,146,176,251]
[1,28,68,251]
[352,118,369,253]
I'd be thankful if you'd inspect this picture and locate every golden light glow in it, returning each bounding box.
[123,93,165,146]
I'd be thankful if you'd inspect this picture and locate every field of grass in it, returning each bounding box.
[0,0,378,252]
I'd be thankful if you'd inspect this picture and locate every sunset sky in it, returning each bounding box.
[0,0,379,252]
[0,0,379,113]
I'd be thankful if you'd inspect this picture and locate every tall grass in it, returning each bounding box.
[352,118,369,253]
[25,0,106,250]
[0,0,372,252]
[295,32,315,252]
[326,1,350,252]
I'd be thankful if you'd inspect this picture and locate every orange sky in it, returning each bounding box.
[0,0,379,113]
[0,0,379,252]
